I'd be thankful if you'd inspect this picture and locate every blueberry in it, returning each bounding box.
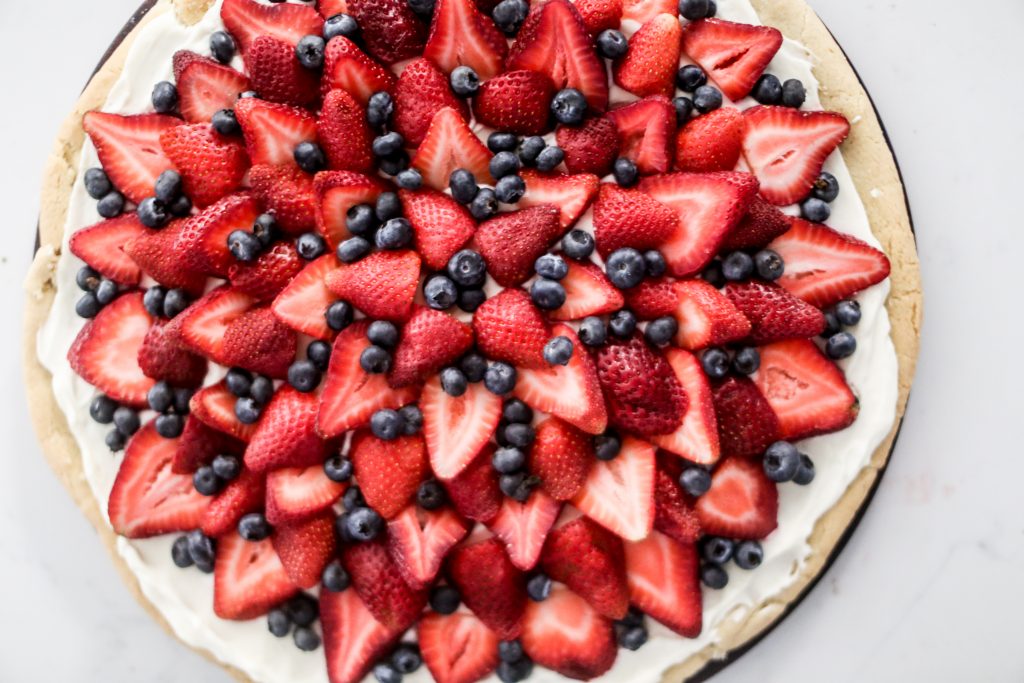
[762,440,800,482]
[113,406,140,436]
[373,663,402,683]
[288,360,321,392]
[138,197,170,229]
[417,479,447,510]
[164,289,190,319]
[392,644,423,674]
[672,96,694,125]
[461,353,489,383]
[734,540,764,570]
[594,432,621,461]
[526,573,552,602]
[337,236,372,263]
[143,287,167,317]
[596,29,628,59]
[96,191,125,218]
[360,345,392,374]
[801,197,831,222]
[551,88,587,125]
[75,293,101,319]
[169,193,193,218]
[722,252,755,281]
[812,172,840,202]
[173,387,194,415]
[495,174,526,203]
[535,145,565,172]
[645,316,678,346]
[505,423,536,448]
[395,168,422,190]
[732,346,761,375]
[84,168,112,199]
[488,132,519,153]
[751,74,783,105]
[781,78,806,108]
[151,81,178,113]
[518,136,546,165]
[678,0,709,19]
[155,413,183,438]
[301,343,331,375]
[469,187,498,220]
[676,64,707,92]
[282,593,319,628]
[235,397,262,424]
[322,559,350,592]
[323,13,360,42]
[561,229,595,260]
[450,66,480,97]
[347,203,378,236]
[701,562,729,589]
[346,507,385,542]
[485,362,517,395]
[440,367,469,397]
[147,381,173,413]
[105,429,127,451]
[399,404,424,434]
[492,0,529,34]
[424,275,459,310]
[619,625,648,651]
[701,536,735,564]
[295,232,326,260]
[293,627,321,652]
[212,108,241,136]
[183,531,215,574]
[606,248,646,289]
[227,229,261,262]
[193,466,221,496]
[379,149,409,175]
[503,399,533,424]
[705,0,717,16]
[370,408,403,440]
[498,658,534,683]
[294,141,326,173]
[693,85,723,113]
[499,640,524,663]
[267,609,291,638]
[526,278,563,311]
[252,376,276,405]
[171,535,194,568]
[238,512,272,541]
[493,446,526,474]
[430,585,461,614]
[76,266,100,292]
[578,317,607,347]
[644,250,666,277]
[490,151,521,180]
[366,91,394,130]
[372,131,405,158]
[92,279,117,306]
[700,347,730,379]
[154,170,182,205]
[680,466,712,497]
[543,336,574,366]
[834,300,861,326]
[754,249,785,280]
[225,367,253,397]
[89,395,117,424]
[342,486,366,512]
[794,454,816,485]
[210,30,237,63]
[254,210,278,246]
[822,312,843,340]
[324,454,354,482]
[292,33,326,69]
[608,309,637,337]
[826,331,857,359]
[211,454,241,482]
[325,300,354,331]
[613,157,638,187]
[449,168,479,204]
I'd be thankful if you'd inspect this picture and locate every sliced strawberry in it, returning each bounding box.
[574,0,623,35]
[351,432,428,519]
[321,587,404,683]
[411,107,492,191]
[214,534,300,620]
[769,218,892,308]
[419,612,500,683]
[507,0,609,111]
[399,189,476,271]
[346,0,427,64]
[515,323,607,434]
[228,241,305,302]
[161,123,250,208]
[318,0,348,15]
[424,0,508,79]
[172,416,243,474]
[108,422,209,537]
[680,18,782,101]
[68,292,154,406]
[556,115,620,176]
[200,467,265,537]
[650,348,721,465]
[175,54,250,124]
[219,305,291,378]
[754,339,858,440]
[317,88,374,172]
[741,106,851,205]
[313,171,387,249]
[541,516,629,619]
[473,70,554,135]
[174,193,263,276]
[244,387,328,472]
[722,194,792,251]
[487,491,561,570]
[137,320,207,387]
[651,453,702,543]
[249,163,318,234]
[271,512,337,588]
[171,50,207,81]
[592,182,677,258]
[623,279,678,320]
[473,288,550,369]
[443,444,503,523]
[190,381,259,442]
[530,417,593,501]
[724,280,826,344]
[342,539,429,631]
[177,286,255,362]
[387,506,470,588]
[392,58,469,148]
[624,530,702,636]
[265,464,346,525]
[123,223,205,296]
[68,215,146,285]
[613,14,681,98]
[607,95,675,174]
[389,306,475,388]
[247,35,320,107]
[220,0,324,55]
[271,254,339,339]
[620,0,675,24]
[421,377,502,480]
[82,111,179,204]
[549,260,625,321]
[572,436,655,541]
[675,106,744,173]
[325,250,421,322]
[234,97,318,168]
[447,538,527,639]
[712,376,781,459]
[595,334,688,436]
[670,279,751,349]
[520,585,617,679]
[321,36,397,105]
[639,171,759,276]
[518,170,599,229]
[695,456,778,539]
[474,204,562,287]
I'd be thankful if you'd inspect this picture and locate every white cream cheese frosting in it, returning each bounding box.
[36,1,900,681]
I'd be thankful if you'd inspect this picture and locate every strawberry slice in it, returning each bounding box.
[247,35,320,107]
[82,111,179,204]
[271,254,339,340]
[769,218,892,308]
[575,0,623,35]
[520,584,617,679]
[473,70,555,135]
[507,0,609,111]
[541,516,629,619]
[123,221,208,295]
[419,612,500,683]
[137,320,207,387]
[177,286,255,362]
[741,106,851,205]
[695,456,778,539]
[556,115,620,176]
[549,261,625,321]
[606,95,675,174]
[175,193,263,276]
[175,54,250,123]
[265,464,346,525]
[321,588,404,683]
[613,13,681,98]
[325,250,421,322]
[724,280,826,344]
[313,171,388,249]
[318,0,348,15]
[443,444,503,523]
[220,0,324,55]
[712,376,781,459]
[639,171,759,276]
[172,416,243,474]
[318,88,374,172]
[108,422,209,538]
[189,381,259,442]
[620,0,674,24]
[346,0,427,64]
[514,324,607,434]
[669,279,751,350]
[411,107,492,191]
[530,417,594,501]
[675,106,744,173]
[721,195,793,251]
[244,387,328,473]
[68,292,154,407]
[234,97,318,168]
[389,306,475,388]
[624,530,702,636]
[592,183,678,258]
[680,18,782,101]
[518,171,599,229]
[251,163,318,239]
[474,204,562,287]
[342,539,429,631]
[421,376,502,480]
[650,348,721,465]
[623,278,678,320]
[487,491,562,570]
[447,538,527,640]
[393,58,469,148]
[572,436,655,541]
[652,453,702,543]
[228,241,305,302]
[398,189,476,271]
[321,36,397,105]
[424,0,508,79]
[68,215,146,285]
[271,512,337,589]
[351,432,428,519]
[473,288,550,369]
[387,506,470,589]
[754,339,858,441]
[595,334,688,436]
[213,534,300,620]
[200,467,265,537]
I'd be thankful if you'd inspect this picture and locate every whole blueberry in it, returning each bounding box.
[105,429,127,452]
[89,395,117,424]
[693,85,723,113]
[395,168,422,190]
[490,151,522,180]
[596,29,628,59]
[613,157,638,187]
[644,250,667,278]
[543,336,574,366]
[485,362,517,395]
[225,367,253,397]
[293,627,321,652]
[812,172,840,202]
[720,251,753,281]
[469,187,499,220]
[535,145,565,172]
[238,512,272,541]
[751,74,783,105]
[417,479,447,510]
[449,168,479,204]
[781,78,806,108]
[138,197,170,229]
[487,133,518,154]
[288,359,321,392]
[705,0,717,16]
[734,540,764,570]
[305,340,332,372]
[619,625,648,651]
[701,562,729,589]
[143,286,167,317]
[594,432,621,461]
[526,573,552,602]
[360,321,396,351]
[493,446,526,474]
[794,454,816,485]
[342,486,366,512]
[673,96,694,125]
[370,408,403,440]
[96,190,125,219]
[505,423,536,448]
[606,248,646,289]
[498,659,534,683]
[155,413,184,438]
[551,88,587,125]
[228,230,261,262]
[461,353,489,383]
[76,292,101,319]
[372,131,405,158]
[429,586,461,614]
[763,440,800,482]
[450,66,480,97]
[324,454,354,483]
[458,288,486,312]
[210,30,237,64]
[534,254,568,281]
[346,507,385,542]
[754,249,785,281]
[492,0,529,34]
[154,170,182,204]
[171,535,194,568]
[608,309,637,338]
[440,367,469,397]
[323,13,360,42]
[360,345,392,374]
[826,331,857,359]
[113,406,140,436]
[253,214,278,248]
[701,347,730,379]
[93,278,118,306]
[801,197,831,222]
[210,107,241,137]
[732,346,761,375]
[518,136,546,165]
[322,559,350,592]
[346,203,378,236]
[424,275,459,310]
[392,644,423,674]
[373,663,402,683]
[283,594,319,628]
[235,397,262,424]
[578,317,607,347]
[249,376,273,404]
[379,151,410,177]
[834,300,862,326]
[336,236,372,263]
[366,91,393,130]
[267,609,291,638]
[193,466,221,496]
[212,454,241,481]
[678,0,709,19]
[186,530,215,572]
[645,316,678,346]
[503,398,533,424]
[296,232,326,260]
[294,141,326,173]
[151,81,178,113]
[326,300,354,331]
[701,536,735,564]
[294,33,326,70]
[148,381,173,413]
[84,168,112,199]
[528,279,565,311]
[173,387,193,415]
[561,229,595,261]
[499,640,524,663]
[822,309,842,339]
[676,64,707,92]
[680,466,712,497]
[495,174,526,203]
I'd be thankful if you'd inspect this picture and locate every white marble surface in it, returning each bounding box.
[1,0,1021,681]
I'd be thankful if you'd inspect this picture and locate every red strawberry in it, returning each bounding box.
[343,539,429,631]
[271,512,337,588]
[175,55,250,123]
[639,171,759,276]
[672,279,751,349]
[474,204,562,286]
[265,464,346,525]
[347,0,427,64]
[507,0,609,111]
[695,456,778,539]
[473,70,555,135]
[680,18,782,100]
[137,320,207,387]
[572,436,655,541]
[549,261,625,321]
[221,0,324,55]
[175,193,263,276]
[247,35,320,107]
[200,467,265,537]
[318,0,348,15]
[387,506,470,589]
[271,254,338,339]
[607,95,675,174]
[411,107,492,191]
[317,88,374,172]
[228,241,305,302]
[712,376,781,459]
[399,189,476,270]
[351,432,428,519]
[244,387,328,472]
[313,170,387,248]
[82,112,179,204]
[249,163,318,234]
[517,171,599,229]
[218,310,291,379]
[530,417,593,501]
[769,218,892,307]
[189,381,259,442]
[652,453,702,544]
[177,286,256,363]
[419,612,500,683]
[623,279,678,320]
[741,106,851,205]
[123,220,207,295]
[556,115,620,176]
[443,444,503,523]
[650,348,721,466]
[473,288,550,369]
[389,307,475,388]
[675,106,744,172]
[171,50,207,81]
[321,36,397,105]
[214,534,300,620]
[392,58,469,148]
[541,515,629,619]
[754,339,858,441]
[321,588,404,683]
[172,416,244,474]
[520,585,617,679]
[621,0,675,24]
[613,14,681,97]
[487,491,562,570]
[515,323,608,434]
[424,0,508,79]
[724,280,826,343]
[68,292,154,406]
[160,123,249,208]
[325,250,421,322]
[421,377,502,480]
[592,183,677,258]
[447,539,527,639]
[234,97,318,167]
[624,530,702,636]
[108,422,210,538]
[68,215,146,285]
[574,0,623,35]
[721,195,792,251]
[595,334,688,436]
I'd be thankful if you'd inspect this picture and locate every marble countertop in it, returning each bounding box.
[1,0,1022,680]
